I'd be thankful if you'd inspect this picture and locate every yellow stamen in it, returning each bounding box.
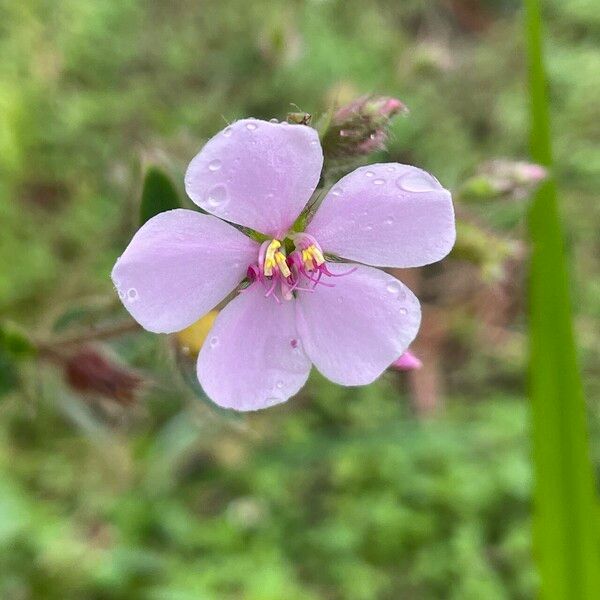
[301,245,325,271]
[310,245,325,266]
[264,239,290,278]
[275,251,291,278]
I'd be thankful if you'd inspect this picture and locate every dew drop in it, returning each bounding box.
[397,171,441,193]
[336,296,344,304]
[118,289,126,300]
[385,216,394,225]
[246,122,258,131]
[276,380,284,389]
[127,288,138,301]
[208,159,222,172]
[331,187,343,196]
[209,336,219,347]
[269,118,279,123]
[399,307,408,315]
[365,225,373,232]
[373,178,385,185]
[365,170,374,178]
[205,184,228,208]
[310,139,319,146]
[386,282,401,295]
[223,127,233,137]
[386,166,396,173]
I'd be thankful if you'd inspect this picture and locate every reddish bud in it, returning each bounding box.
[65,346,143,405]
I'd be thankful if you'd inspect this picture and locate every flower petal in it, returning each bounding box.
[111,209,258,334]
[197,283,311,411]
[185,119,323,237]
[306,163,455,268]
[295,264,421,385]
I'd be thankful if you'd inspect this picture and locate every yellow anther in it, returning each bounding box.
[275,251,291,278]
[263,239,290,278]
[310,245,325,266]
[301,245,325,272]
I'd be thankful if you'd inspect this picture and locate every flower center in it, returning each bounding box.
[246,234,355,303]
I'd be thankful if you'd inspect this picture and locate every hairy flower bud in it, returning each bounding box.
[321,95,407,159]
[65,346,142,405]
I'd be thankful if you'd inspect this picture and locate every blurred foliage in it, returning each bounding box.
[139,168,181,226]
[0,0,599,597]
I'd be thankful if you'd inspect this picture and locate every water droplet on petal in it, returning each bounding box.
[386,166,396,172]
[208,159,222,172]
[205,184,228,208]
[386,282,401,295]
[276,380,284,389]
[310,140,319,146]
[269,118,279,123]
[127,288,138,301]
[331,187,343,196]
[397,171,441,193]
[337,296,344,304]
[223,127,233,137]
[399,307,408,315]
[246,122,257,131]
[365,225,373,232]
[385,216,394,225]
[373,178,385,185]
[209,336,219,347]
[365,170,374,178]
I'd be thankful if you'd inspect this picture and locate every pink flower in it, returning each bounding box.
[112,119,455,411]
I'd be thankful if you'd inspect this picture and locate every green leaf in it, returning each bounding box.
[525,1,600,598]
[139,166,181,225]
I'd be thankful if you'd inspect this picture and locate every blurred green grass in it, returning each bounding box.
[1,0,599,598]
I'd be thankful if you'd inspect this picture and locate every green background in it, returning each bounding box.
[1,1,599,598]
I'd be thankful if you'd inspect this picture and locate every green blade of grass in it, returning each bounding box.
[524,1,600,598]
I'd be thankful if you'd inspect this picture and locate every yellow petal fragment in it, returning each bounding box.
[175,310,219,355]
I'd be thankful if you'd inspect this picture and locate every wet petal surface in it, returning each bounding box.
[295,263,421,385]
[111,209,257,333]
[197,283,311,410]
[185,119,323,237]
[306,163,455,268]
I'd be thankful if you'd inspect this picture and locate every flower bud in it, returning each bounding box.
[321,95,407,159]
[460,159,547,202]
[64,346,142,405]
[390,350,422,371]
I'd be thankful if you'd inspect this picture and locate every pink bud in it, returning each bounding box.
[516,162,547,182]
[390,350,423,371]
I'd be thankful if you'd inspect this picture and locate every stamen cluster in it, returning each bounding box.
[247,234,354,303]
